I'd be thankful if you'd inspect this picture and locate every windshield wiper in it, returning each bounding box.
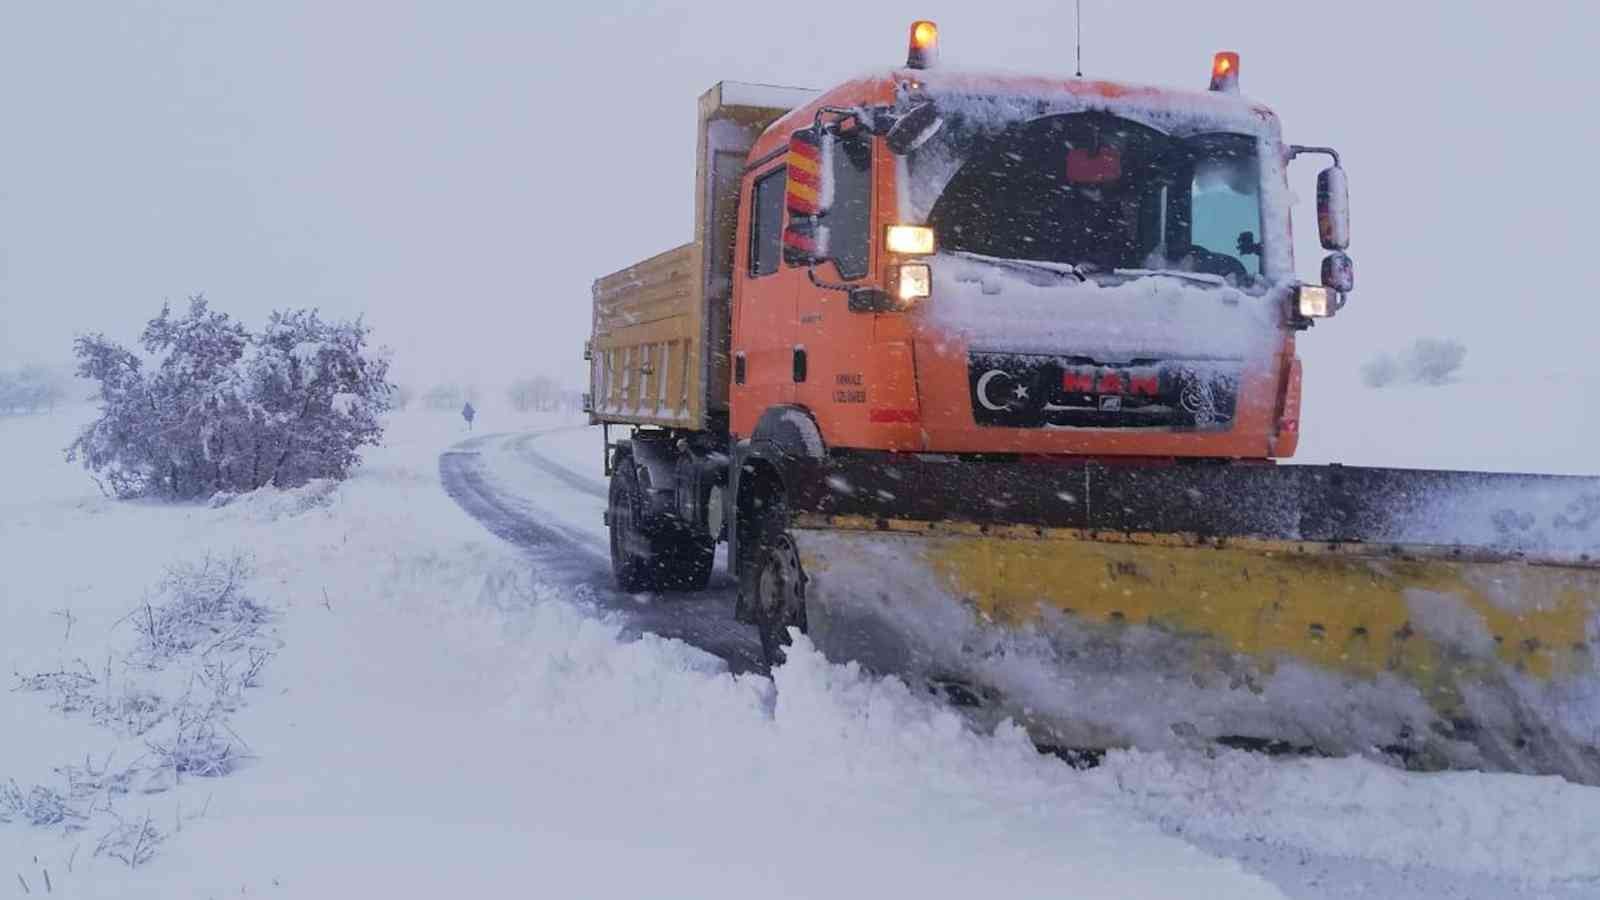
[1111,268,1228,287]
[949,251,1097,282]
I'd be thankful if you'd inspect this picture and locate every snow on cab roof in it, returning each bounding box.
[716,80,818,111]
[756,67,1280,151]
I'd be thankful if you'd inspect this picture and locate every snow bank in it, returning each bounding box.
[1093,748,1600,885]
[1398,472,1600,559]
[207,477,339,520]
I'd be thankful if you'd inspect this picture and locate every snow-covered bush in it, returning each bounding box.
[0,781,83,828]
[130,553,270,665]
[1363,338,1467,389]
[1360,353,1401,388]
[1405,338,1467,385]
[67,296,394,499]
[145,701,240,778]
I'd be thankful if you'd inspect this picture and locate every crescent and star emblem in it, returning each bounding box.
[975,369,1028,412]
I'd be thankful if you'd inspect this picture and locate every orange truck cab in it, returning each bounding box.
[731,33,1349,464]
[589,21,1354,653]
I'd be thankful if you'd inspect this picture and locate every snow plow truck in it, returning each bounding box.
[585,23,1600,783]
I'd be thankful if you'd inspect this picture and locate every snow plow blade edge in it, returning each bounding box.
[784,457,1600,783]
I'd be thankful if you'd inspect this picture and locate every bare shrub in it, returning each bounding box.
[7,549,275,865]
[94,686,168,737]
[126,553,270,665]
[0,780,21,823]
[198,647,276,712]
[15,665,173,736]
[0,780,86,829]
[13,665,98,714]
[241,647,274,689]
[95,814,164,868]
[145,700,242,779]
[55,753,136,804]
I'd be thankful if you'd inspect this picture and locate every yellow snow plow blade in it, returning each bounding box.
[923,525,1596,685]
[785,458,1600,783]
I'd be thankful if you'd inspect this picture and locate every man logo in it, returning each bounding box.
[1061,365,1161,397]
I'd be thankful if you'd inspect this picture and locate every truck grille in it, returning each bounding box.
[968,352,1240,430]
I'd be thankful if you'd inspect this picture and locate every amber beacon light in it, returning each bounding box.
[1209,51,1240,93]
[907,20,938,69]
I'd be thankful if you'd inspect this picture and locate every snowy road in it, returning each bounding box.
[439,427,764,674]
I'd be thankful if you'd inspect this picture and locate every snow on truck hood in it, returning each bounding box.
[921,252,1284,362]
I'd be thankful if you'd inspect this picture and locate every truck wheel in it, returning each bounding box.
[609,454,715,593]
[656,536,714,592]
[608,457,657,592]
[738,497,808,669]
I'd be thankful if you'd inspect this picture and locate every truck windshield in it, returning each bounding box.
[921,112,1264,285]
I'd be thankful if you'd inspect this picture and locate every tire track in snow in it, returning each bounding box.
[440,429,762,675]
[504,431,610,499]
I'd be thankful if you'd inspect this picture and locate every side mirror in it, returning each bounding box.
[1316,165,1350,250]
[783,127,834,267]
[1321,251,1354,294]
[785,127,833,218]
[886,102,944,155]
[783,218,831,267]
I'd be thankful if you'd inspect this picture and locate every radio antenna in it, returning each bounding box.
[1075,0,1084,77]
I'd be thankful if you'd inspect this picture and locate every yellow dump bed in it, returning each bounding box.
[588,81,814,430]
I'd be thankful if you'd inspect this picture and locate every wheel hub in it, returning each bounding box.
[757,534,805,625]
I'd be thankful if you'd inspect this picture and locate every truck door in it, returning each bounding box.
[794,128,880,444]
[730,162,796,435]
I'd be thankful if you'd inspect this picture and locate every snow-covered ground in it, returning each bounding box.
[3,388,1598,898]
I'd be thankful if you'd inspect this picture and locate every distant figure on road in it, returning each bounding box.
[462,401,476,431]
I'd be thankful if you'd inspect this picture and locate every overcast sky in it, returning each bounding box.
[3,1,1596,404]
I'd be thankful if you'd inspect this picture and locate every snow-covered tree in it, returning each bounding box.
[422,383,477,411]
[1362,338,1467,389]
[0,364,72,414]
[507,375,563,412]
[68,297,394,499]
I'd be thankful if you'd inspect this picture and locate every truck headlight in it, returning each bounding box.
[892,263,932,305]
[886,225,936,256]
[1296,284,1333,318]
